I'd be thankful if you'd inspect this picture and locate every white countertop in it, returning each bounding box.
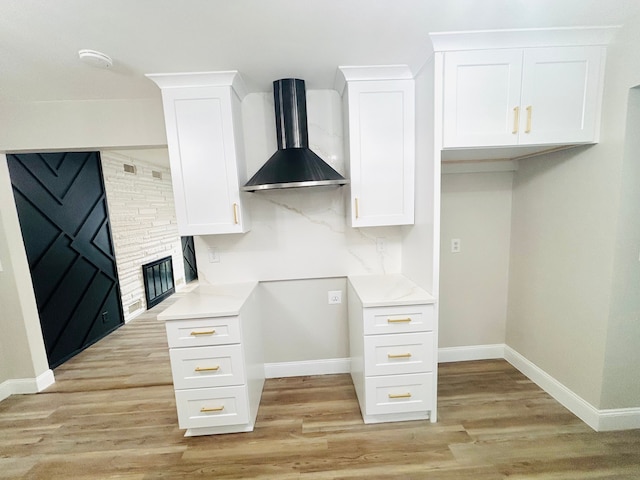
[157,281,258,321]
[348,274,435,307]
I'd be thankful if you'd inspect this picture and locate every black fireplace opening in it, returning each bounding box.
[143,256,175,309]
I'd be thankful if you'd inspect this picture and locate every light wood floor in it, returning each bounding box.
[2,294,640,479]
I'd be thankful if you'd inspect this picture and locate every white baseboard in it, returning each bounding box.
[436,343,640,432]
[438,344,505,363]
[0,381,11,402]
[597,407,640,431]
[504,346,640,432]
[503,346,602,430]
[265,358,351,379]
[0,369,55,402]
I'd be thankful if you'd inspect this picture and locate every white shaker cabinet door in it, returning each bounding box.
[519,46,605,145]
[443,48,523,148]
[346,80,415,227]
[161,85,249,235]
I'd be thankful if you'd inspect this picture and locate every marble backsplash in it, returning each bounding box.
[194,89,403,283]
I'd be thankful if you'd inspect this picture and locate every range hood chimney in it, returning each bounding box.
[242,78,348,191]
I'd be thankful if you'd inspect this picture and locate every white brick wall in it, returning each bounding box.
[101,151,186,322]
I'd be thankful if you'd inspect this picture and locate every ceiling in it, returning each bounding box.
[2,0,640,103]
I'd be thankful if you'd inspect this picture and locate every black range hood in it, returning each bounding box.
[242,78,349,192]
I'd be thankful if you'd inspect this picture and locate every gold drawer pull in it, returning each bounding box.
[525,105,532,133]
[512,106,520,134]
[195,366,220,372]
[190,330,215,336]
[388,353,412,359]
[355,197,360,219]
[387,318,411,323]
[200,406,224,413]
[388,393,412,399]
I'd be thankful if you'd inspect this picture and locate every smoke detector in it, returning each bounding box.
[78,49,113,68]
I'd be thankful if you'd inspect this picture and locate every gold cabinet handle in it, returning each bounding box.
[525,106,532,133]
[194,366,220,372]
[233,203,239,224]
[190,330,215,336]
[200,406,224,413]
[388,393,412,399]
[387,318,411,323]
[354,197,359,219]
[512,106,520,134]
[387,353,412,359]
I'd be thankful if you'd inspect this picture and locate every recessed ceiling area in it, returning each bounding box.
[1,0,640,103]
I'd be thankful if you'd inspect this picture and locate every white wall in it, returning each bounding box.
[597,18,640,409]
[440,171,513,348]
[402,57,439,295]
[601,87,640,409]
[259,278,349,363]
[507,17,640,409]
[0,99,165,152]
[0,155,50,384]
[101,150,186,322]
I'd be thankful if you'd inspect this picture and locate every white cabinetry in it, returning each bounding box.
[430,28,617,161]
[158,283,263,436]
[442,46,605,148]
[147,71,250,235]
[336,66,415,227]
[348,275,437,424]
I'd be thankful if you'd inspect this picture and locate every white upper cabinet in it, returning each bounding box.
[443,46,605,149]
[520,47,604,145]
[337,66,415,227]
[147,72,250,235]
[433,28,615,154]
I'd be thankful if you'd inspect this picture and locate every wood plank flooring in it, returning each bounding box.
[2,293,640,479]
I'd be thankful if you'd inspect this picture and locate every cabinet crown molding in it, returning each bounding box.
[429,26,620,52]
[334,65,413,95]
[146,70,247,100]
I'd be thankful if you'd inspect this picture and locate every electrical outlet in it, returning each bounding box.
[208,247,220,263]
[328,290,342,304]
[376,237,386,253]
[451,238,461,253]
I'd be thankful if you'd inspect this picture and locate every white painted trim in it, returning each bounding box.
[429,26,619,52]
[0,381,11,402]
[0,369,55,402]
[438,344,640,431]
[504,346,603,431]
[438,344,505,363]
[597,408,640,431]
[145,71,247,99]
[265,358,350,379]
[35,369,55,391]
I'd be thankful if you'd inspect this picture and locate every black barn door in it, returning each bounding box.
[181,236,198,284]
[7,152,124,368]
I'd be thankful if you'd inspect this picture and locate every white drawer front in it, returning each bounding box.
[174,386,249,429]
[170,345,245,390]
[165,317,241,348]
[364,373,433,416]
[364,332,434,376]
[363,304,434,335]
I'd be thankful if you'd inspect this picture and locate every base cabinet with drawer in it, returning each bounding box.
[158,283,263,436]
[347,275,437,424]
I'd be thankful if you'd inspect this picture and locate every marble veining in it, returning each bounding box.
[195,90,403,283]
[157,282,258,320]
[348,274,435,307]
